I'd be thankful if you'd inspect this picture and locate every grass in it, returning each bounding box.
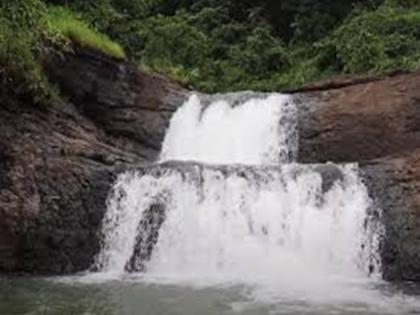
[48,7,126,60]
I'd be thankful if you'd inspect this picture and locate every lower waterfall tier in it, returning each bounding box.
[95,161,382,282]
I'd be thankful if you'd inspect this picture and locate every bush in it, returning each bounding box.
[139,13,209,70]
[47,6,126,60]
[330,3,420,73]
[0,1,126,107]
[229,26,285,76]
[0,0,59,106]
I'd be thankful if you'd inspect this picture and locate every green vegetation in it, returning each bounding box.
[48,7,125,60]
[330,2,420,73]
[52,0,419,92]
[0,0,124,106]
[0,0,59,106]
[1,0,420,104]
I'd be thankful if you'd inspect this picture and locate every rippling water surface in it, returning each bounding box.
[1,276,420,315]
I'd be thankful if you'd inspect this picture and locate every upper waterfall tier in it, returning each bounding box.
[160,93,297,165]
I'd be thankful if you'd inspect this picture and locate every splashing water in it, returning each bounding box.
[88,93,420,314]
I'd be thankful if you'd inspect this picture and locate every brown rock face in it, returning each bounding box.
[46,47,188,157]
[0,48,187,274]
[298,71,420,163]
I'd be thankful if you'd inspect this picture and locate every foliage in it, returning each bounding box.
[2,0,420,103]
[127,7,288,92]
[76,1,420,91]
[139,13,209,70]
[0,0,60,106]
[328,2,420,73]
[48,7,126,60]
[0,1,126,107]
[84,0,419,92]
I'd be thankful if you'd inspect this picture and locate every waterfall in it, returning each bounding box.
[159,94,297,164]
[94,93,382,298]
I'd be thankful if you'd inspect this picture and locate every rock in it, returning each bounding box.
[0,47,187,274]
[297,70,420,163]
[46,46,189,157]
[125,202,166,273]
[361,151,420,281]
[285,70,410,94]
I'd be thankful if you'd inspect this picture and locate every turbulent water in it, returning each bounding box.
[6,93,419,315]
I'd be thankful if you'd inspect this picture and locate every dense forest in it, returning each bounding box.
[1,0,420,105]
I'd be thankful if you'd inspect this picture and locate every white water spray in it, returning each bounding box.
[94,93,383,305]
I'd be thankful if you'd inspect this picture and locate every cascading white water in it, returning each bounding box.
[94,93,383,304]
[160,94,297,164]
[147,164,379,278]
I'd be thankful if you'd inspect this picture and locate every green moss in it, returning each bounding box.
[48,7,126,60]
